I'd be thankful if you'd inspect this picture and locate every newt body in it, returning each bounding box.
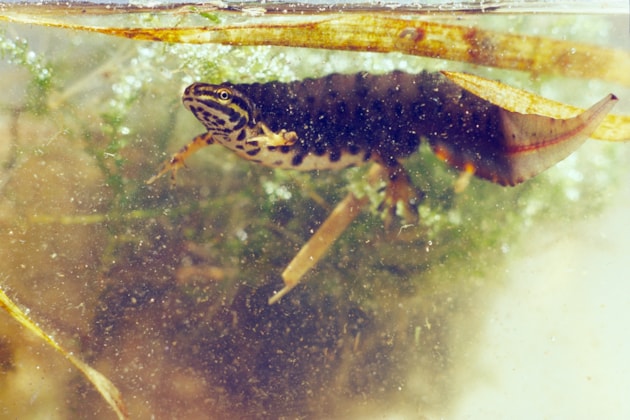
[151,71,615,190]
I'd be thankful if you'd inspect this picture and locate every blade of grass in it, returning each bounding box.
[0,287,128,420]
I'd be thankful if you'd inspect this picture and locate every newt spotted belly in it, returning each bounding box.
[148,70,616,216]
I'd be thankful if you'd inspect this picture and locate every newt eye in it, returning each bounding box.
[217,88,231,101]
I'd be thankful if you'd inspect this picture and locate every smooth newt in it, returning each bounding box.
[148,70,616,301]
[148,71,615,202]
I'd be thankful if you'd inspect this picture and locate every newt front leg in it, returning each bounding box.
[146,132,214,185]
[247,122,298,147]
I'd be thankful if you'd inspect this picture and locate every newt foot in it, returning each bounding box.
[249,123,298,147]
[376,162,423,228]
[146,132,214,186]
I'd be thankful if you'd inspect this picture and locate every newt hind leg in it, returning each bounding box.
[376,160,424,228]
[146,132,214,186]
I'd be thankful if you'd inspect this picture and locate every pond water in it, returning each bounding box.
[0,3,629,419]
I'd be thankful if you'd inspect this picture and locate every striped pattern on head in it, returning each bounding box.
[182,83,256,141]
